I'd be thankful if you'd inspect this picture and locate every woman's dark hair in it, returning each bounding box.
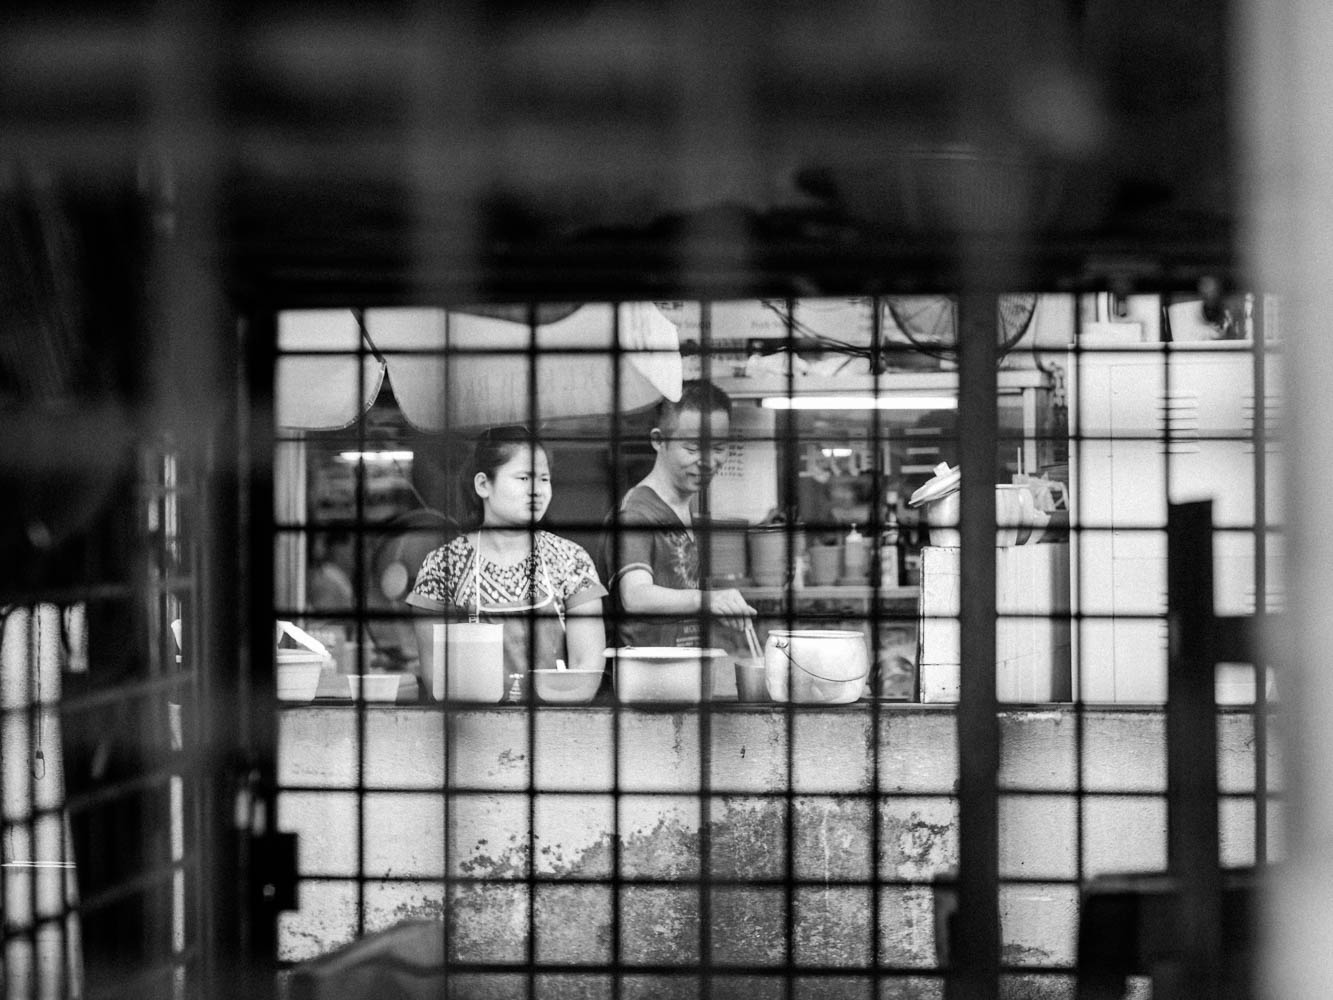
[460,425,548,527]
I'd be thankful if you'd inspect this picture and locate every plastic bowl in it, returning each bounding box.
[532,668,604,705]
[347,673,402,703]
[277,651,325,702]
[606,648,726,704]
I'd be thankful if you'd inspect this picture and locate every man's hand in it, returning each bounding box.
[705,588,757,632]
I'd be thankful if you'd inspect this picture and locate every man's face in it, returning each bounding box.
[653,407,731,498]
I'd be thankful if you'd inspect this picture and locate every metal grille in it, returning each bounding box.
[2,437,213,1000]
[270,295,1281,999]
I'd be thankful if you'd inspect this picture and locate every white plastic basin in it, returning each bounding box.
[606,648,726,704]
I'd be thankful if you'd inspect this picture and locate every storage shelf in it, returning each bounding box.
[714,369,1049,399]
[745,584,919,603]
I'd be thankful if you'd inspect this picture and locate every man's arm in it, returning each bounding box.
[617,568,755,632]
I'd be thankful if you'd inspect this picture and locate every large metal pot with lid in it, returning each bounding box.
[909,462,1047,547]
[908,462,961,547]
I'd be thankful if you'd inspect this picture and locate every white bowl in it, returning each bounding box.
[347,674,402,702]
[277,651,326,702]
[532,668,604,705]
[606,647,726,704]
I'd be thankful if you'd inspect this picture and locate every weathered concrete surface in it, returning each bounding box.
[277,704,1278,996]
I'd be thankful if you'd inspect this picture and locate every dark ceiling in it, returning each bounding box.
[2,0,1236,304]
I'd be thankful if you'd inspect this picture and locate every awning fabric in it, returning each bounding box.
[276,310,386,430]
[276,303,681,431]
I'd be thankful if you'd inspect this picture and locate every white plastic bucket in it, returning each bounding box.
[277,650,325,701]
[432,623,505,703]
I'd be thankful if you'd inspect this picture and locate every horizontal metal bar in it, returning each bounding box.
[72,853,197,917]
[59,671,195,717]
[64,763,191,817]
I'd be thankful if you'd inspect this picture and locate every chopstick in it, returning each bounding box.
[743,620,764,662]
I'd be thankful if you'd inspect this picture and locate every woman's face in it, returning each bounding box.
[476,444,552,527]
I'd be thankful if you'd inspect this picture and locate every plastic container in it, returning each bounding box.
[994,484,1036,546]
[841,525,867,583]
[606,647,726,704]
[431,623,505,703]
[532,668,604,705]
[347,674,402,702]
[807,544,843,586]
[734,658,769,702]
[700,517,749,584]
[277,651,325,702]
[764,630,869,704]
[749,525,802,586]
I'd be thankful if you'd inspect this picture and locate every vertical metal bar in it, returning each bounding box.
[1248,301,1269,867]
[697,300,714,1000]
[868,297,884,985]
[609,302,623,1000]
[239,306,279,999]
[780,297,797,1000]
[947,293,999,1000]
[352,310,370,949]
[607,302,623,1000]
[1166,500,1222,1000]
[526,302,539,1000]
[439,308,453,1000]
[1070,302,1089,995]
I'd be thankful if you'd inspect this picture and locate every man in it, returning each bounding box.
[599,380,756,648]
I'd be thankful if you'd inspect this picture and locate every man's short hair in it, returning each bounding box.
[654,380,732,437]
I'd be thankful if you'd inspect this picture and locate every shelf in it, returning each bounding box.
[715,369,1050,400]
[744,584,919,603]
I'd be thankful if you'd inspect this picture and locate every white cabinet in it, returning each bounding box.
[1070,343,1282,702]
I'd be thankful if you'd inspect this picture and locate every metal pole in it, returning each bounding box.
[947,293,1000,1000]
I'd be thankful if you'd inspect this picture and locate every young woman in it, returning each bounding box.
[408,425,607,703]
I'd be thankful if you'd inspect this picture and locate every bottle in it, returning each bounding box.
[881,497,902,589]
[843,525,867,582]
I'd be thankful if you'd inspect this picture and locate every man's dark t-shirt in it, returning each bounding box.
[597,485,701,648]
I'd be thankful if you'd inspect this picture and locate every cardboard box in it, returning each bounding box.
[918,544,1072,703]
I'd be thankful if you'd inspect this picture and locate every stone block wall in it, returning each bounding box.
[276,704,1279,996]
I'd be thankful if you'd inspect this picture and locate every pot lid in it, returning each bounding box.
[908,462,960,507]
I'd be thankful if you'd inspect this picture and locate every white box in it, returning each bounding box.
[918,544,1072,703]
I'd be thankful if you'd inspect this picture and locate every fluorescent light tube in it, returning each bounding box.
[820,447,854,458]
[337,450,415,462]
[761,395,957,411]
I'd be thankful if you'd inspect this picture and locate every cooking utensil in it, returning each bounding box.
[909,462,962,547]
[743,620,764,662]
[764,629,869,704]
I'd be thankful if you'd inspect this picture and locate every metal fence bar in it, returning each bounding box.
[948,292,1000,1000]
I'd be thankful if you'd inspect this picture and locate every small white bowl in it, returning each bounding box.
[347,674,402,703]
[532,668,604,705]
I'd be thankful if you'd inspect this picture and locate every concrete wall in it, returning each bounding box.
[276,705,1279,997]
